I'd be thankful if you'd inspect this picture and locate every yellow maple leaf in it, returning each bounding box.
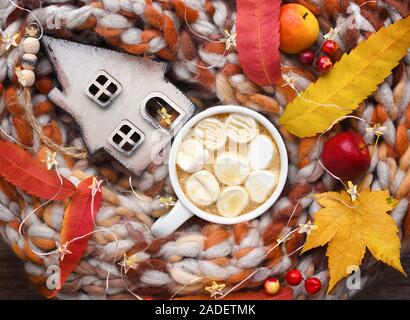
[301,189,405,293]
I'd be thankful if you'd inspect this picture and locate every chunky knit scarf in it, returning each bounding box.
[0,0,409,299]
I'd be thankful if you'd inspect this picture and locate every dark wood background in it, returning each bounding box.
[0,240,409,299]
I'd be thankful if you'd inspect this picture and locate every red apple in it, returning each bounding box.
[264,277,281,295]
[321,132,370,181]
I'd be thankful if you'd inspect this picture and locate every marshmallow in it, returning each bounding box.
[185,170,220,206]
[217,186,249,217]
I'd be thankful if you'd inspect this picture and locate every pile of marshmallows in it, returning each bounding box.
[176,114,279,217]
[17,25,41,88]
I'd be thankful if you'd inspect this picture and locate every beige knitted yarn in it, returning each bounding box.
[0,0,409,300]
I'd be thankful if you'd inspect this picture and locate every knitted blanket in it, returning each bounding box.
[0,0,409,300]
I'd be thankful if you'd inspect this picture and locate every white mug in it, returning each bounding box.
[151,105,288,237]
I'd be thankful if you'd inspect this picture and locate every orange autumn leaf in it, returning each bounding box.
[49,177,102,297]
[0,140,76,200]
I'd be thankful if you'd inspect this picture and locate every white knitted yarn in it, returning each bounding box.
[0,0,409,300]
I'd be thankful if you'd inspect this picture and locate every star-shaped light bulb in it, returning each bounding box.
[25,24,40,38]
[220,30,237,50]
[2,33,19,51]
[281,74,298,92]
[298,221,317,235]
[159,196,176,209]
[44,149,58,170]
[205,281,225,298]
[347,181,359,201]
[57,242,72,261]
[88,177,103,197]
[157,107,172,126]
[323,28,338,41]
[366,123,386,137]
[118,253,141,274]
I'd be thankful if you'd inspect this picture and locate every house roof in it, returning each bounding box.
[42,36,167,94]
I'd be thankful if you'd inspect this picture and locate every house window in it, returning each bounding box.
[108,120,144,155]
[86,71,121,107]
[141,92,185,130]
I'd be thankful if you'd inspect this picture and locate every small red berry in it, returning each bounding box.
[304,277,322,294]
[298,50,315,66]
[322,40,338,55]
[315,56,333,74]
[285,269,303,286]
[264,277,281,295]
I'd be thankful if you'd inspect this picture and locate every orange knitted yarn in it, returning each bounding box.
[0,0,409,300]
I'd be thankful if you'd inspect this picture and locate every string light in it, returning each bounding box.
[347,181,359,201]
[298,221,317,235]
[159,196,176,209]
[157,107,173,126]
[88,177,103,197]
[367,123,386,137]
[25,23,40,38]
[6,0,44,41]
[117,253,141,274]
[169,214,311,300]
[181,0,230,70]
[1,33,19,51]
[323,27,339,41]
[56,242,72,261]
[205,281,225,298]
[276,234,290,244]
[220,30,237,50]
[281,73,298,92]
[18,170,64,237]
[44,149,58,170]
[318,1,390,54]
[3,0,396,300]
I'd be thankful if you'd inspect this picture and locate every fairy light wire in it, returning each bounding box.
[18,164,64,237]
[167,206,312,300]
[4,0,44,41]
[181,0,233,70]
[182,0,221,44]
[0,0,393,299]
[315,0,389,56]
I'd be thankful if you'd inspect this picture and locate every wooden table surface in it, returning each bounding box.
[0,240,409,300]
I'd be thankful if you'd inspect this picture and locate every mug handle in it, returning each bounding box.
[150,201,194,238]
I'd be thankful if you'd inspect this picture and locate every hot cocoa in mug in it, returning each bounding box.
[151,105,288,238]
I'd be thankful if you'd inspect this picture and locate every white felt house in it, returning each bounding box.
[42,36,195,174]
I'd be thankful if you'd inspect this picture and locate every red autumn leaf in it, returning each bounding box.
[48,177,102,297]
[236,0,282,86]
[0,140,76,200]
[176,287,293,300]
